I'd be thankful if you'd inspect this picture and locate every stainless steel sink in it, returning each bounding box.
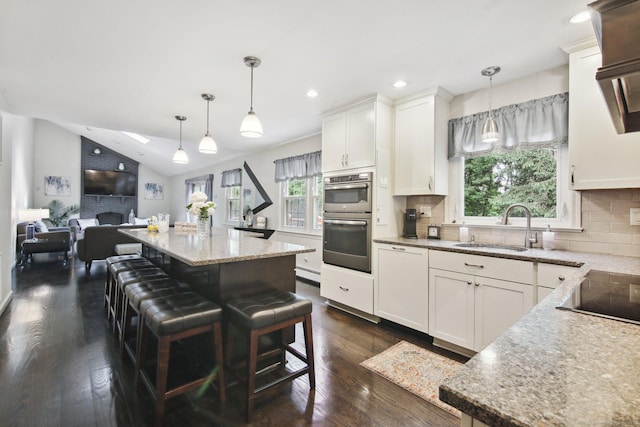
[454,243,528,252]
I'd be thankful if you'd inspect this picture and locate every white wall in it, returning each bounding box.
[1,113,36,315]
[137,165,171,218]
[33,120,81,210]
[449,65,569,119]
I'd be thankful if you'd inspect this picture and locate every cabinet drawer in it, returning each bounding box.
[537,263,578,289]
[321,264,374,313]
[429,250,534,284]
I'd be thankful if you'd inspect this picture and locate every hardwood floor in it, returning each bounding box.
[0,253,466,426]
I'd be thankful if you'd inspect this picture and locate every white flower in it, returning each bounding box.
[186,194,216,220]
[188,191,208,204]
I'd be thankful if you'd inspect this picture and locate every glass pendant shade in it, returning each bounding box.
[240,110,263,138]
[173,147,188,164]
[481,116,499,143]
[199,134,217,154]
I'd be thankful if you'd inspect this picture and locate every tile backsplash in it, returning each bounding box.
[407,189,640,258]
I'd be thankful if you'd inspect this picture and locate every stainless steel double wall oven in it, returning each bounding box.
[322,172,373,273]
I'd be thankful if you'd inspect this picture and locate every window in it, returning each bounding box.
[226,186,241,223]
[447,93,579,229]
[281,175,323,232]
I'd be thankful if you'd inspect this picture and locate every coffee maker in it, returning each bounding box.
[403,209,418,239]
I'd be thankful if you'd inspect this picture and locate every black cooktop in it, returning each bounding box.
[558,270,640,325]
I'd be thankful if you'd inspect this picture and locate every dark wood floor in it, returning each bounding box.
[0,253,466,426]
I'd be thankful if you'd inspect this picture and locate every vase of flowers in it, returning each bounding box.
[186,191,216,239]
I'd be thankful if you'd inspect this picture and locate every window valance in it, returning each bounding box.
[220,168,242,187]
[448,92,569,159]
[274,150,322,182]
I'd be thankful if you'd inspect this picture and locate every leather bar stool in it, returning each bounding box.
[105,257,155,320]
[120,277,186,361]
[225,291,315,422]
[113,267,167,335]
[137,292,226,426]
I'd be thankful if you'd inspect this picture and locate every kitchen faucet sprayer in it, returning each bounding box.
[501,204,538,248]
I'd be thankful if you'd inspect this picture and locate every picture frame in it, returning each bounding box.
[44,176,71,196]
[144,182,164,200]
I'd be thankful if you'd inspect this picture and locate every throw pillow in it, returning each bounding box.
[77,218,98,230]
[35,221,49,232]
[134,217,148,225]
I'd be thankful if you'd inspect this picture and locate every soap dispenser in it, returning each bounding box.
[542,224,555,250]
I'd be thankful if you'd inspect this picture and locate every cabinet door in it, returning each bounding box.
[474,277,533,351]
[429,268,475,350]
[376,244,429,332]
[394,97,434,195]
[345,102,376,169]
[568,46,640,189]
[321,112,347,172]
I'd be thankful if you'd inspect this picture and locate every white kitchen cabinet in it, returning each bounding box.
[375,243,429,332]
[321,263,374,314]
[566,44,640,189]
[321,96,392,173]
[428,250,534,353]
[393,87,452,195]
[536,263,579,304]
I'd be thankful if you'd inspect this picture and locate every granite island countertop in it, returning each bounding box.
[373,237,640,426]
[120,227,314,267]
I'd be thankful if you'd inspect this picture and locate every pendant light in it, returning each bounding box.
[199,93,218,154]
[172,115,189,164]
[481,66,501,143]
[240,56,263,138]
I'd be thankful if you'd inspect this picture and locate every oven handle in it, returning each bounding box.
[324,183,369,191]
[324,219,368,226]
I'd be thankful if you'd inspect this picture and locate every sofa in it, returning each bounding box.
[16,221,73,269]
[75,224,146,271]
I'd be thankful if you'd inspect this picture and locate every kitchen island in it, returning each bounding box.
[119,227,315,306]
[374,237,640,427]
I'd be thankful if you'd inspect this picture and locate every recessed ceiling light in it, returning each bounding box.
[569,10,590,24]
[393,80,407,88]
[121,131,150,144]
[307,89,318,98]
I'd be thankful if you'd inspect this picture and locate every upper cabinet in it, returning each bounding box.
[393,87,452,195]
[567,44,640,190]
[321,96,392,173]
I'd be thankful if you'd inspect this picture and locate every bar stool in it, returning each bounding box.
[105,256,155,320]
[137,292,226,426]
[120,277,186,361]
[113,267,167,335]
[225,291,315,422]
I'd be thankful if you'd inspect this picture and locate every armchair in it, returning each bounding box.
[16,221,73,270]
[96,211,124,225]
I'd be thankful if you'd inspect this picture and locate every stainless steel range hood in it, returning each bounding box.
[589,0,640,134]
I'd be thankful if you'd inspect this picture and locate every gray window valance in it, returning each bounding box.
[448,92,569,159]
[274,150,322,182]
[220,168,242,187]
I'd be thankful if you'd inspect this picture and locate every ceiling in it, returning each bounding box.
[0,0,595,176]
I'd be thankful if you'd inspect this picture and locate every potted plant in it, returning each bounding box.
[44,199,80,227]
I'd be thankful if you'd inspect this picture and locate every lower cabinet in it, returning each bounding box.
[428,250,534,352]
[321,263,374,314]
[537,263,579,304]
[375,244,429,332]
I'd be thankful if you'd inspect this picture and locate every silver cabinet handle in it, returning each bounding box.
[466,281,473,286]
[339,286,349,292]
[391,246,406,251]
[428,176,433,190]
[464,262,484,269]
[570,165,575,185]
[475,282,480,287]
[345,153,349,166]
[559,275,565,281]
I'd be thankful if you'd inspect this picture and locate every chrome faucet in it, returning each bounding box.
[501,203,538,248]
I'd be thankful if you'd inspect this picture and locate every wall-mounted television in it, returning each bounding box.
[83,169,137,197]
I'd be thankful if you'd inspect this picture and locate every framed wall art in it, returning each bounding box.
[144,182,164,200]
[44,176,71,196]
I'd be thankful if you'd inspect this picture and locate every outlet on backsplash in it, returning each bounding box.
[418,205,431,217]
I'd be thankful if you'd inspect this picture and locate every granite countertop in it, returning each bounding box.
[373,236,640,426]
[120,227,314,267]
